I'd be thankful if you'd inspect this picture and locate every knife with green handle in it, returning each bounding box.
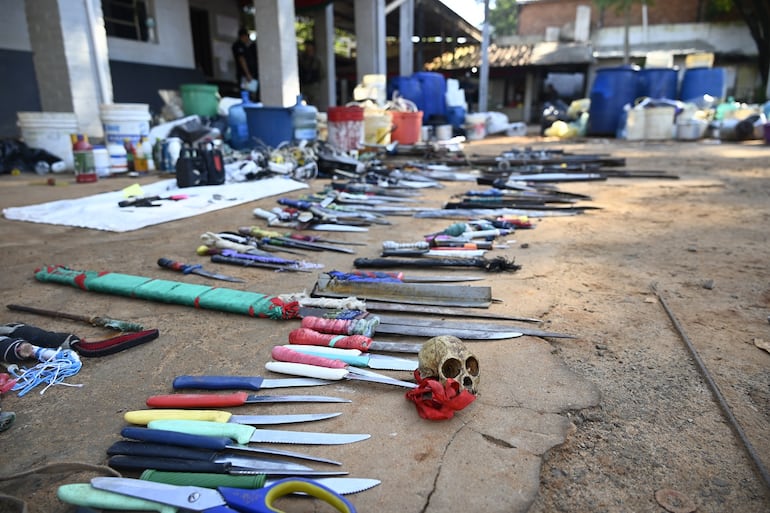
[57,483,177,513]
[139,470,381,494]
[124,409,340,425]
[285,344,418,371]
[148,419,371,445]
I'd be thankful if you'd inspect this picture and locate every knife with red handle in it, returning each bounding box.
[147,391,350,408]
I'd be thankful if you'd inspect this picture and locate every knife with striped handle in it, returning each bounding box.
[268,346,417,389]
[284,344,418,371]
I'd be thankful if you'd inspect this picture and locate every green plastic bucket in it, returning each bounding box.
[180,84,219,117]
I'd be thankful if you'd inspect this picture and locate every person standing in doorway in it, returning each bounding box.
[298,40,323,105]
[232,28,259,100]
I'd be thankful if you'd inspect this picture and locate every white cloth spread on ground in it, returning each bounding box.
[2,177,307,232]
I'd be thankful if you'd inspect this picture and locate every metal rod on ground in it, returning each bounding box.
[651,283,770,492]
[6,304,144,332]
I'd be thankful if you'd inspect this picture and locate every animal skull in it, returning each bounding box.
[418,335,480,395]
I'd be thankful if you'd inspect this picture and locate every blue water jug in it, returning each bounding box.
[292,94,318,142]
[228,91,251,150]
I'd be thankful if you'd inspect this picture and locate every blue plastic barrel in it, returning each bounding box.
[679,67,726,102]
[413,72,447,123]
[446,105,466,129]
[638,68,678,99]
[388,76,421,106]
[243,105,293,148]
[588,66,640,136]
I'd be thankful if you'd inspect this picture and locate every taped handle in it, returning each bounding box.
[148,419,256,445]
[288,328,372,351]
[271,346,347,368]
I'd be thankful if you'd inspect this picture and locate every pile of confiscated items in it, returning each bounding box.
[3,145,673,511]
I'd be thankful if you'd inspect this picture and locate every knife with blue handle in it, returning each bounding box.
[120,426,342,466]
[172,375,331,391]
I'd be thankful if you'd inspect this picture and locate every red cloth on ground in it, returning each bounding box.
[405,370,476,420]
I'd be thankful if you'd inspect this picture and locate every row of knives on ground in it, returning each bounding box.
[57,146,662,510]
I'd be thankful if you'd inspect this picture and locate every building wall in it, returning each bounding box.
[516,0,741,38]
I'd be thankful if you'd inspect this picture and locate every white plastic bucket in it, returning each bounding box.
[17,112,79,171]
[100,103,151,145]
[465,113,488,140]
[363,110,392,145]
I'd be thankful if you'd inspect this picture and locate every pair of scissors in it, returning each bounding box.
[89,476,357,512]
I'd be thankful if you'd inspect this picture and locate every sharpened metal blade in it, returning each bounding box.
[216,454,314,471]
[229,412,341,425]
[250,429,370,445]
[345,368,418,388]
[362,354,418,371]
[259,378,333,388]
[368,341,424,354]
[373,323,523,340]
[398,275,486,283]
[373,314,575,339]
[313,273,493,308]
[191,268,244,283]
[243,395,352,403]
[264,477,381,495]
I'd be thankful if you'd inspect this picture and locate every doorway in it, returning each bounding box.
[190,7,213,78]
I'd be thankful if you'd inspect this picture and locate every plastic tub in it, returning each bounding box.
[17,111,79,170]
[243,105,293,148]
[100,103,151,146]
[644,107,675,140]
[465,113,488,141]
[390,111,423,145]
[327,106,364,152]
[180,84,220,117]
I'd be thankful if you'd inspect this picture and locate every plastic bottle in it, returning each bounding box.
[292,94,318,142]
[123,138,136,172]
[108,143,128,174]
[133,137,148,174]
[73,134,97,183]
[227,91,251,151]
[141,137,155,172]
[92,144,111,177]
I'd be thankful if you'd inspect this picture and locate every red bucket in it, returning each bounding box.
[390,111,423,145]
[327,106,364,152]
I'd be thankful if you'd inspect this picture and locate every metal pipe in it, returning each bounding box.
[651,283,770,492]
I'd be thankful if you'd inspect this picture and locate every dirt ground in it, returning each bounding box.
[0,133,769,513]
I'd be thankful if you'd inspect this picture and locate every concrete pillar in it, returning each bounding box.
[254,0,299,107]
[399,0,414,76]
[523,71,535,124]
[354,0,386,81]
[312,4,336,110]
[25,0,112,137]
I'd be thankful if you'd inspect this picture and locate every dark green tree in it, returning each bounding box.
[488,0,519,37]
